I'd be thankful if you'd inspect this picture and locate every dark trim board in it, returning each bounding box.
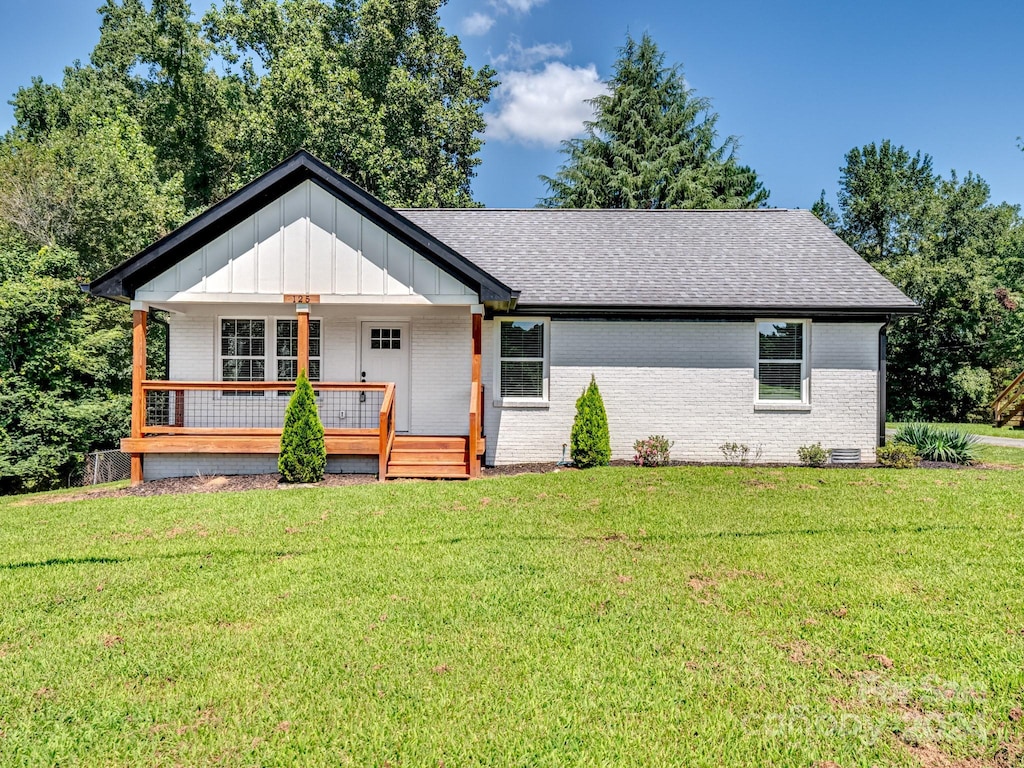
[491,306,914,322]
[88,150,517,306]
[878,324,888,448]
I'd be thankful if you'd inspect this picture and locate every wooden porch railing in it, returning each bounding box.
[992,369,1024,427]
[129,381,397,480]
[468,382,484,477]
[378,383,396,480]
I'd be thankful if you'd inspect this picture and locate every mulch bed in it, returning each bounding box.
[19,457,1010,505]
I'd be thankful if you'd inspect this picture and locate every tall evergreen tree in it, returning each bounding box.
[541,33,767,209]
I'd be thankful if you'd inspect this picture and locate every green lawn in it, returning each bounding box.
[2,468,1024,767]
[888,421,1024,440]
[977,444,1024,467]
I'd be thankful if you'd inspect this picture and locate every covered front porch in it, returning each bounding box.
[124,305,486,484]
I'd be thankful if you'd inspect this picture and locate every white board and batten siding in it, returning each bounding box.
[135,180,477,305]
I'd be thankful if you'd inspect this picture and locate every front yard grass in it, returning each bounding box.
[2,466,1024,766]
[977,443,1024,467]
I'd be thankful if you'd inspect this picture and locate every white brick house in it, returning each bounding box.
[88,151,918,483]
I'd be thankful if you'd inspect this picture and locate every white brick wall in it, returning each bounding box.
[154,305,471,478]
[153,311,880,477]
[481,320,881,465]
[409,312,470,434]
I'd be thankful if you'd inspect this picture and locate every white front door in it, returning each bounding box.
[360,322,411,432]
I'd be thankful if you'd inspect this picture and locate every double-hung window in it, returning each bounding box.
[219,317,321,396]
[221,319,266,396]
[756,320,808,402]
[497,319,548,400]
[276,319,321,383]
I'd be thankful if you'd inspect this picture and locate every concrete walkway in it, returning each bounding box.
[885,429,1024,449]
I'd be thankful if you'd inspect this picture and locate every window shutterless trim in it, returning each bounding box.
[216,315,323,396]
[217,316,268,396]
[493,317,550,405]
[274,316,323,389]
[754,318,810,405]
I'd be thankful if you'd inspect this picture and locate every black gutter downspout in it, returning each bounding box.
[878,321,889,448]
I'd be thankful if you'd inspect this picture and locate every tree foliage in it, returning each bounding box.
[541,33,767,209]
[0,244,133,492]
[205,0,496,206]
[570,376,611,469]
[278,369,327,483]
[0,0,493,491]
[817,142,1024,421]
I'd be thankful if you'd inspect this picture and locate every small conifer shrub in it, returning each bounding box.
[278,370,326,483]
[570,375,611,468]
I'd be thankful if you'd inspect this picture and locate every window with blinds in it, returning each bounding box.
[757,321,806,401]
[221,319,266,396]
[499,320,547,398]
[276,319,321,383]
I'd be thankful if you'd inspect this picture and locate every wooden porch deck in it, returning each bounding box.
[126,306,485,484]
[123,379,485,482]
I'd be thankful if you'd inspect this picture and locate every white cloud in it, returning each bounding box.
[460,12,496,36]
[460,0,546,38]
[490,38,571,68]
[487,62,606,147]
[492,0,547,12]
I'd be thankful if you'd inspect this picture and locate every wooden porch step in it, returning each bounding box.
[392,436,469,451]
[386,463,471,479]
[389,450,467,464]
[387,435,471,478]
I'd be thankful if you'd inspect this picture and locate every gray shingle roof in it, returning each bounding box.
[399,208,918,313]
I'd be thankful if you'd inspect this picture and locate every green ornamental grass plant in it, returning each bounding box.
[570,375,611,468]
[894,423,979,464]
[278,369,326,483]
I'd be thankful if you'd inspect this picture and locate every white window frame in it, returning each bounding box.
[273,316,323,388]
[493,317,550,407]
[217,316,269,396]
[754,318,811,406]
[216,315,324,397]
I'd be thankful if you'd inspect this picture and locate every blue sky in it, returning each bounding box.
[3,1,1023,210]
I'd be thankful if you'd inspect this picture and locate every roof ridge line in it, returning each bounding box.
[397,207,805,213]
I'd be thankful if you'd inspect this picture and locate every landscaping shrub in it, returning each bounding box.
[876,442,921,468]
[894,423,979,464]
[719,442,761,465]
[634,435,673,467]
[797,443,831,467]
[570,375,611,468]
[278,370,326,483]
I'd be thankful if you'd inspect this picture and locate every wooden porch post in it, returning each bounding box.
[296,305,310,378]
[469,307,483,477]
[130,302,148,485]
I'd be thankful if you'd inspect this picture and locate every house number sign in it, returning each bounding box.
[283,294,320,303]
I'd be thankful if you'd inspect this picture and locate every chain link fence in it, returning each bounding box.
[79,449,132,486]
